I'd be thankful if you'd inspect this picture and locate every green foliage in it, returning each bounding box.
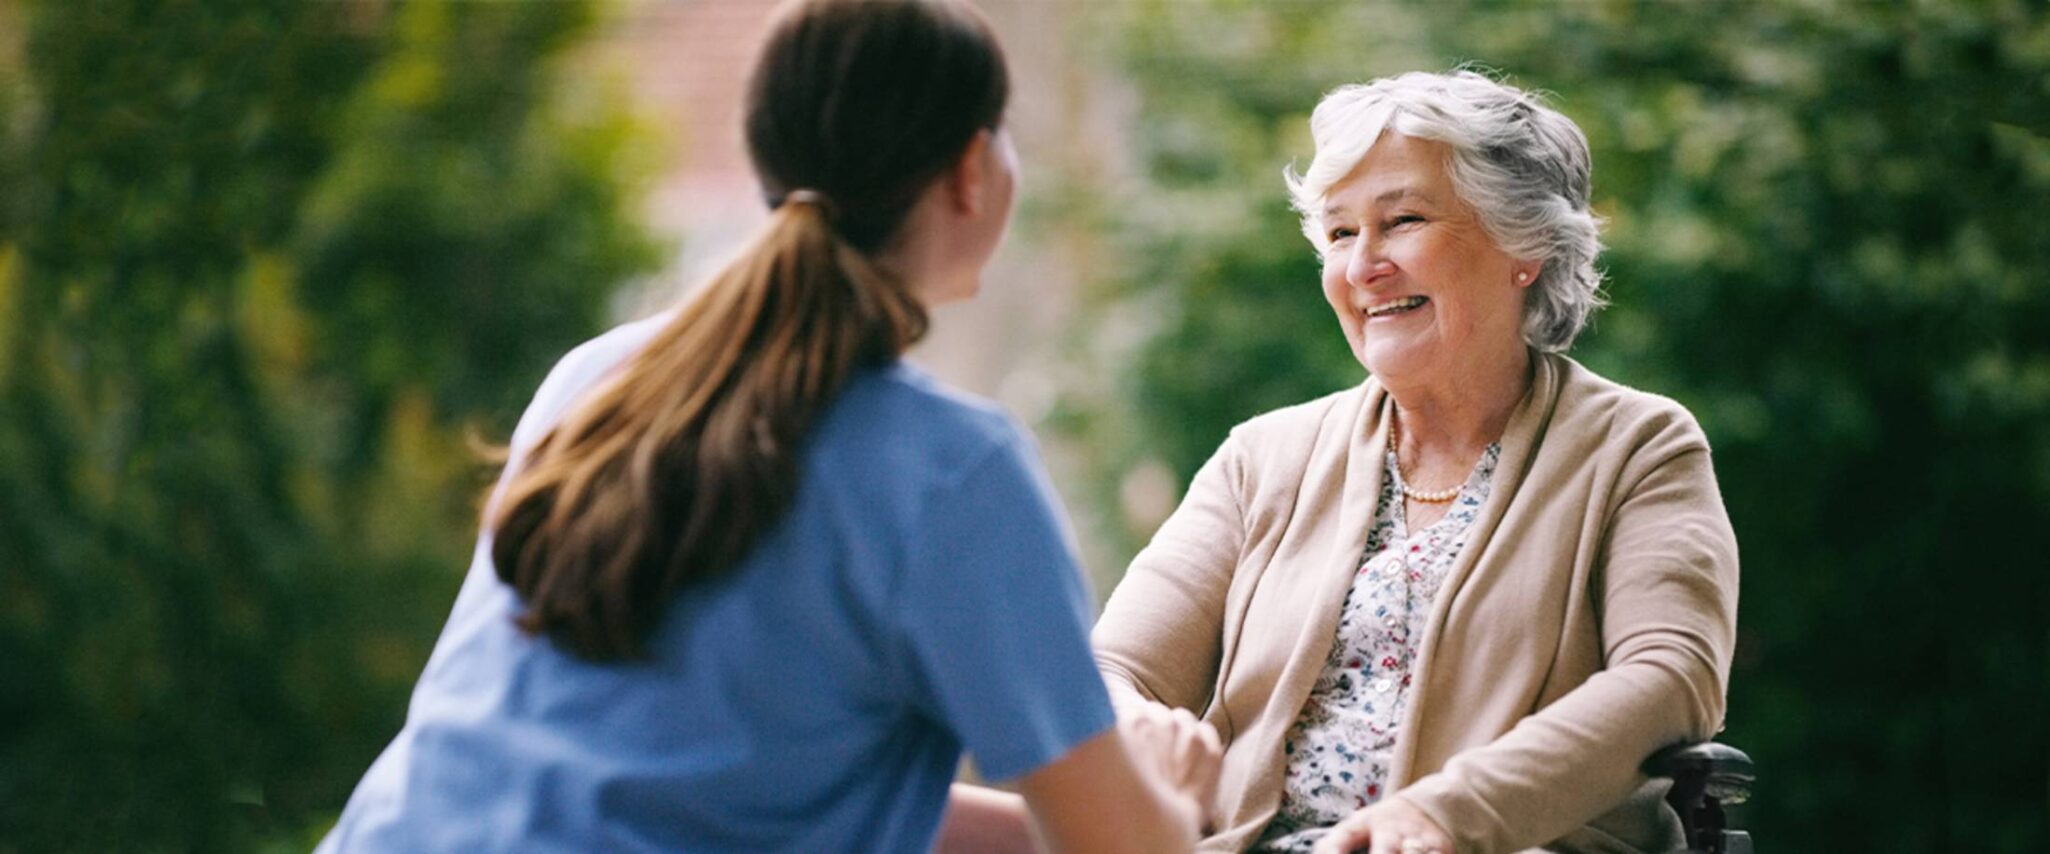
[1067,1,2049,850]
[0,0,662,848]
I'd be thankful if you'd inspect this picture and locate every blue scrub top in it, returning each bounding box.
[319,316,1116,852]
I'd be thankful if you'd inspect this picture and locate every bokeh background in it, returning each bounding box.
[1,0,2045,851]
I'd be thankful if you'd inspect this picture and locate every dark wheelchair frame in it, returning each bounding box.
[1645,741,1755,854]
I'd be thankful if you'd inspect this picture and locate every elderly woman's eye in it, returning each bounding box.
[1327,226,1358,242]
[1386,215,1424,230]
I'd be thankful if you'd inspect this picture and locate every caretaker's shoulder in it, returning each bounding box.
[822,360,1032,479]
[511,312,677,451]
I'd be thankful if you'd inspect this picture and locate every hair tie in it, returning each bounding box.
[780,188,836,220]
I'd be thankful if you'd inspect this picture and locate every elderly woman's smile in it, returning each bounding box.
[1362,295,1427,318]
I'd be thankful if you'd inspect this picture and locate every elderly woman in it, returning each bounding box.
[1093,71,1739,854]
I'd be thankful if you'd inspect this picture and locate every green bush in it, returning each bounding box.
[0,0,662,848]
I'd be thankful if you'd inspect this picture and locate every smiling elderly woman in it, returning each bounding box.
[1093,71,1740,854]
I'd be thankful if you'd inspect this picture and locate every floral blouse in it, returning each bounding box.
[1254,442,1502,852]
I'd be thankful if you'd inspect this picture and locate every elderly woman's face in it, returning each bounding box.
[1318,134,1535,384]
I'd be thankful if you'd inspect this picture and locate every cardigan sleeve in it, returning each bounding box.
[1398,433,1741,854]
[1092,433,1249,715]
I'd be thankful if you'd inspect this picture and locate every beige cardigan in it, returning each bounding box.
[1094,353,1739,854]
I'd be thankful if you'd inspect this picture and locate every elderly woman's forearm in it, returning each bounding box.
[1096,662,1157,715]
[1415,441,1736,850]
[1092,437,1247,713]
[1399,649,1728,853]
[1398,444,1741,852]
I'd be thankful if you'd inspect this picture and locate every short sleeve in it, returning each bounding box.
[893,428,1117,782]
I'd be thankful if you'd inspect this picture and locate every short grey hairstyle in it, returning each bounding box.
[1286,70,1606,352]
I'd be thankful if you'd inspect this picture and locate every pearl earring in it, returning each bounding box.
[1516,272,1530,283]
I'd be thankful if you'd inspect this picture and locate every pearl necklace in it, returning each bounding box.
[1390,417,1462,504]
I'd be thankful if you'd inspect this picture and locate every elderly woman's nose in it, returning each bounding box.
[1344,242,1396,287]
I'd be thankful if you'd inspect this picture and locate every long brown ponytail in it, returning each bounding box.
[489,0,1008,660]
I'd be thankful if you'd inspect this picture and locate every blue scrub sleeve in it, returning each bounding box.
[894,430,1117,782]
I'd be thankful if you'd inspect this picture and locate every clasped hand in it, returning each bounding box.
[1116,699,1224,832]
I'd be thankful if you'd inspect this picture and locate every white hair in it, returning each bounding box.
[1285,70,1607,352]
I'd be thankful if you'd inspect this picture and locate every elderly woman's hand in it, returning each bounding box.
[1310,796,1452,854]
